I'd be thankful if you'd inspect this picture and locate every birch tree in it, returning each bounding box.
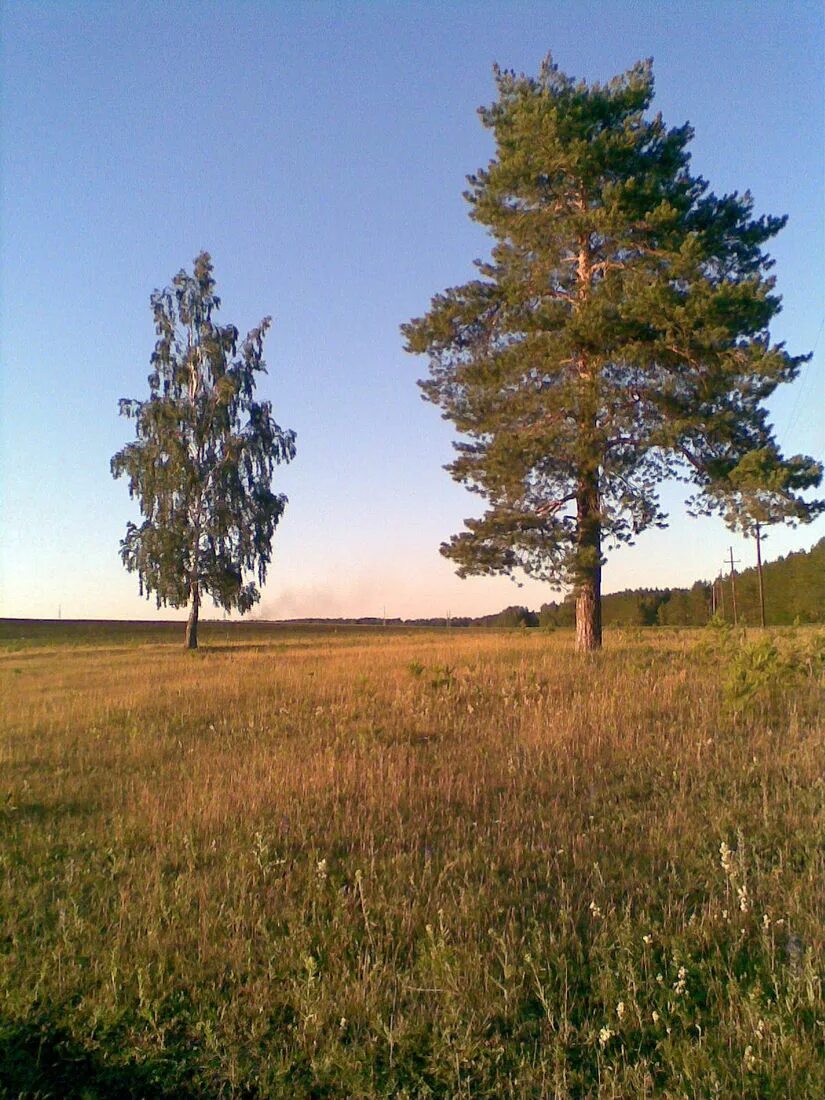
[111,253,296,647]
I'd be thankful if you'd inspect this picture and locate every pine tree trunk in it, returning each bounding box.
[574,472,602,653]
[185,584,200,649]
[575,571,602,652]
[572,230,601,653]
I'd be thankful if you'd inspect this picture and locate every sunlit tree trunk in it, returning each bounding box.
[185,583,200,650]
[575,470,602,652]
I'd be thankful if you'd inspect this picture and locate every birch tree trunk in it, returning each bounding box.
[185,583,200,650]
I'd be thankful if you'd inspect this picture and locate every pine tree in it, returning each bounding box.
[402,57,821,651]
[111,253,296,648]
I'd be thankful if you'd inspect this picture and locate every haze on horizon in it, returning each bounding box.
[1,0,823,623]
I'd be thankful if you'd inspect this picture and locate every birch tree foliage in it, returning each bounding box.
[403,57,821,607]
[111,253,296,621]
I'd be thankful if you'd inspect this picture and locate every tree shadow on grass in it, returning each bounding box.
[3,799,100,827]
[190,643,277,654]
[0,1016,206,1099]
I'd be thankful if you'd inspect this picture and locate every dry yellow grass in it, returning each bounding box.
[1,625,823,1096]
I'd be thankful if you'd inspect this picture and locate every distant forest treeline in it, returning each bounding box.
[489,537,825,628]
[329,538,823,629]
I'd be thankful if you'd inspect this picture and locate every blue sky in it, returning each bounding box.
[1,0,823,620]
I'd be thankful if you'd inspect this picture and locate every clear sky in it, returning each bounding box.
[1,0,823,621]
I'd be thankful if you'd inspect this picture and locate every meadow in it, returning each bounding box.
[1,621,823,1098]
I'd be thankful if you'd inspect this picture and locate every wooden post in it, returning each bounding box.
[755,523,766,628]
[727,547,739,628]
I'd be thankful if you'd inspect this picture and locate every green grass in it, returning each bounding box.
[1,624,823,1097]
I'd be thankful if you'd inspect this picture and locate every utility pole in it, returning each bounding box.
[727,547,740,627]
[711,581,716,618]
[717,575,725,621]
[754,522,766,628]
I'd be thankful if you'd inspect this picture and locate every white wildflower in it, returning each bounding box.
[673,966,687,996]
[738,884,749,913]
[589,901,603,919]
[719,841,734,875]
[616,1001,625,1020]
[642,934,653,945]
[762,913,771,929]
[303,953,318,978]
[316,858,328,881]
[598,1026,614,1047]
[652,1011,660,1024]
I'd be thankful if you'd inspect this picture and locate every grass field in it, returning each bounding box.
[1,622,823,1097]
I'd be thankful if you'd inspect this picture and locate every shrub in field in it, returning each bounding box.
[724,631,825,714]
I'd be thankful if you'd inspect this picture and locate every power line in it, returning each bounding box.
[781,314,824,446]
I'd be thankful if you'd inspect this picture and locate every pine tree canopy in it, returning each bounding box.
[111,253,296,646]
[402,56,822,650]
